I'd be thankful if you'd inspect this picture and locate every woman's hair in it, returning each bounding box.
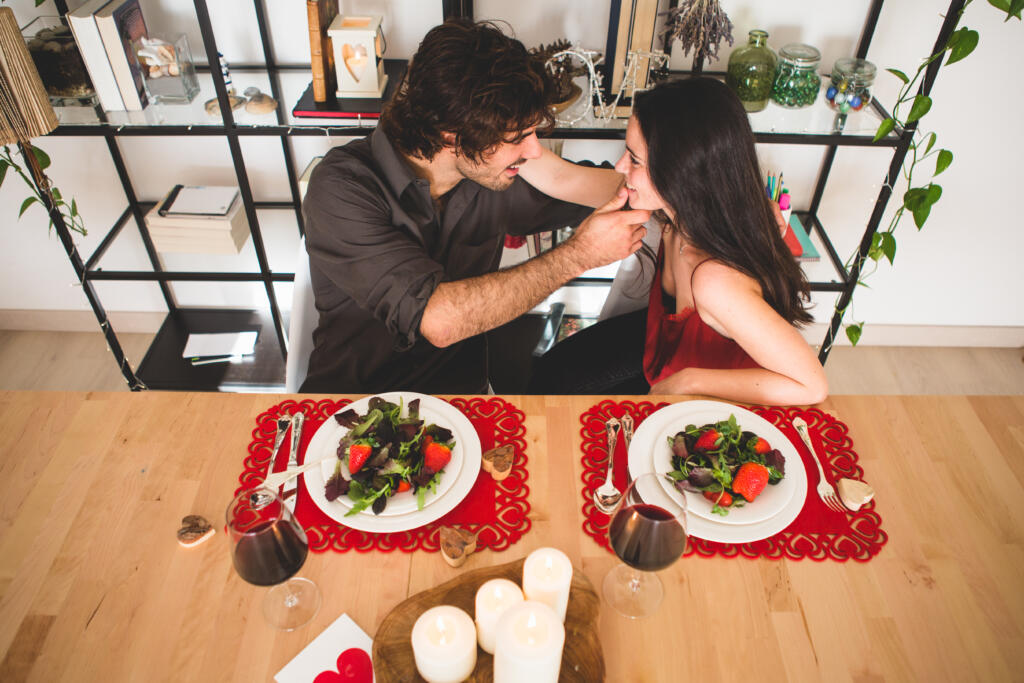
[379,19,555,163]
[633,77,813,326]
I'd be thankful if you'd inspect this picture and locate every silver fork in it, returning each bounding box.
[792,417,845,513]
[250,416,292,508]
[593,417,622,514]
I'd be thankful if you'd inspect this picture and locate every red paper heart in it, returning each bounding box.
[314,648,373,683]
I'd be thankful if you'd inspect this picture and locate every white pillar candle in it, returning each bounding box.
[410,605,477,683]
[493,600,565,683]
[474,578,525,654]
[522,547,573,622]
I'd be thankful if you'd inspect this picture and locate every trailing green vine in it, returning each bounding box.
[1,144,87,236]
[838,0,1021,346]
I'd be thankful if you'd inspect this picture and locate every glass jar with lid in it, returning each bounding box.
[825,58,877,113]
[726,30,777,113]
[770,43,821,108]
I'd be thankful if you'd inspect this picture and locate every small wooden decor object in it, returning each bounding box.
[306,0,338,102]
[373,558,603,682]
[0,7,58,145]
[328,15,388,98]
[439,526,478,568]
[176,515,214,547]
[481,444,514,482]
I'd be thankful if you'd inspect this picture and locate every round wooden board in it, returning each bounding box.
[372,557,604,682]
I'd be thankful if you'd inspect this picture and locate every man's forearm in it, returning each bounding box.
[420,242,586,348]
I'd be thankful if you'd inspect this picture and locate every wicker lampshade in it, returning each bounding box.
[0,7,58,145]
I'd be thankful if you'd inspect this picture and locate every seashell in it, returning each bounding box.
[204,95,245,116]
[244,93,277,115]
[837,478,875,512]
[243,86,261,98]
[439,526,477,568]
[481,444,514,481]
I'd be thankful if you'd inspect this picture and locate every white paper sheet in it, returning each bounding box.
[181,331,257,359]
[274,613,374,683]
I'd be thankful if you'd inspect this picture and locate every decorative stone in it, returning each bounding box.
[439,526,478,568]
[244,92,277,115]
[837,478,875,511]
[481,444,514,481]
[176,514,215,547]
[204,94,244,116]
[243,86,261,98]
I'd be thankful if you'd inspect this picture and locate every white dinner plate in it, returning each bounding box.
[303,392,482,533]
[628,400,807,543]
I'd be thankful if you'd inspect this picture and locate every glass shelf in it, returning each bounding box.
[49,68,900,146]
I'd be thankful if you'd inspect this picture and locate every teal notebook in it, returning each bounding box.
[789,214,820,262]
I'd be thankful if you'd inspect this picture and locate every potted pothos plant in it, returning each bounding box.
[837,0,1021,345]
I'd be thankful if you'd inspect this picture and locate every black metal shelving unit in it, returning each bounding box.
[33,0,963,390]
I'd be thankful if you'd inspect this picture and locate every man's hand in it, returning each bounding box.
[562,187,651,273]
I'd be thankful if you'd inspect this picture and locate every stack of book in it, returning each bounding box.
[145,185,249,254]
[67,0,149,111]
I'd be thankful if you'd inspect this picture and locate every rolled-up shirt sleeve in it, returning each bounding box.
[304,169,443,351]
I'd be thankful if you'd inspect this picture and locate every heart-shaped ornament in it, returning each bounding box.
[341,43,368,83]
[176,515,214,547]
[313,647,373,683]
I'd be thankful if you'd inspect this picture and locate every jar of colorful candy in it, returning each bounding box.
[825,58,876,113]
[770,43,821,108]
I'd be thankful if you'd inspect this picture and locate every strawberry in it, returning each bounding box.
[751,436,772,454]
[396,480,412,493]
[702,489,733,507]
[348,443,372,474]
[694,429,722,451]
[733,463,770,502]
[424,442,452,472]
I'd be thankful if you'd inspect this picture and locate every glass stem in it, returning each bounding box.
[628,570,642,594]
[281,579,299,608]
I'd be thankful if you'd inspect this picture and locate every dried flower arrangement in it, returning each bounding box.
[660,0,734,68]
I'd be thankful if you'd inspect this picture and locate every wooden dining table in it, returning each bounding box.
[0,391,1021,682]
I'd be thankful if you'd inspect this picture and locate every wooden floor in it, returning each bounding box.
[0,329,1021,394]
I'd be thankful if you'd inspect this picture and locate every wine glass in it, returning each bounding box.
[603,472,687,618]
[226,488,321,630]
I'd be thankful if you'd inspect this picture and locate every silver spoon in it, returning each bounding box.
[593,417,622,514]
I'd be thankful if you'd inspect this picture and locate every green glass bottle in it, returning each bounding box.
[726,30,777,112]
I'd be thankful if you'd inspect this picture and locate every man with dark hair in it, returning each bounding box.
[300,19,649,393]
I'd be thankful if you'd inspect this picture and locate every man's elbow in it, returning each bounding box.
[419,314,456,348]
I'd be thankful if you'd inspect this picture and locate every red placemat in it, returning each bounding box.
[236,397,530,553]
[580,400,887,561]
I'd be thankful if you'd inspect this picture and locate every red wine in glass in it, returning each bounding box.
[603,472,687,618]
[609,503,687,572]
[232,518,309,586]
[227,488,321,630]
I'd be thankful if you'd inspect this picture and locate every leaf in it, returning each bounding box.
[935,149,953,175]
[912,205,931,228]
[903,187,927,210]
[880,232,897,264]
[946,28,979,65]
[868,232,884,261]
[989,0,1010,11]
[1009,0,1024,20]
[71,199,79,217]
[18,196,38,218]
[30,146,50,171]
[846,324,863,346]
[906,95,932,123]
[874,118,896,142]
[925,183,943,205]
[0,160,8,187]
[886,68,910,84]
[923,132,937,155]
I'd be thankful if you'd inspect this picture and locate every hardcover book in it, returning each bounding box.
[306,0,339,102]
[94,0,148,111]
[67,0,124,111]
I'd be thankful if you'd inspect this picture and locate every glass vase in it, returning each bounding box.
[726,29,777,113]
[21,16,96,106]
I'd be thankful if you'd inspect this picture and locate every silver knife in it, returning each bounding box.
[281,412,305,508]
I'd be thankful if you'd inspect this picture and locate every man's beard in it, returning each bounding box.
[455,156,527,192]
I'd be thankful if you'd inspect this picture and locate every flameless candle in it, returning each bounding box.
[410,605,477,683]
[522,547,573,621]
[474,578,525,654]
[493,600,565,683]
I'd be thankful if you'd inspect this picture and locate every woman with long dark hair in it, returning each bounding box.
[529,77,828,405]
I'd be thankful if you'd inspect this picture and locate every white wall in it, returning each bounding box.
[2,0,1021,345]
